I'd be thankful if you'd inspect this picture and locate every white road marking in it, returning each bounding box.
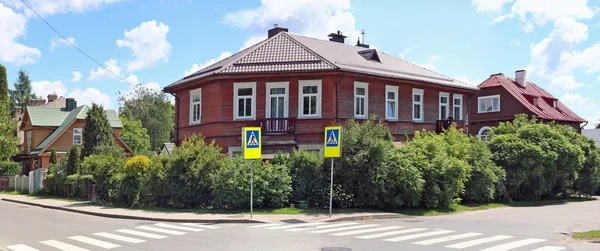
[268,222,326,230]
[530,246,565,251]
[6,244,40,251]
[480,238,546,251]
[413,232,484,245]
[356,228,429,239]
[94,232,146,244]
[180,223,220,229]
[287,222,359,232]
[310,224,380,234]
[40,240,90,251]
[332,226,404,236]
[68,236,120,249]
[384,230,455,242]
[136,226,186,235]
[248,223,283,228]
[115,229,167,239]
[445,235,514,249]
[154,223,205,232]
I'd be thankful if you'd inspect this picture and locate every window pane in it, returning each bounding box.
[238,98,244,117]
[310,96,317,114]
[303,96,310,115]
[356,87,365,96]
[196,104,200,121]
[355,98,360,115]
[270,88,285,95]
[441,106,447,119]
[360,98,365,115]
[454,98,460,106]
[192,105,197,121]
[387,101,395,118]
[245,98,252,116]
[238,88,252,96]
[441,96,448,104]
[414,94,421,102]
[387,91,395,100]
[303,86,318,94]
[414,104,420,119]
[493,98,499,110]
[192,94,201,102]
[486,99,493,111]
[454,107,460,119]
[479,101,485,112]
[277,97,284,117]
[270,97,277,117]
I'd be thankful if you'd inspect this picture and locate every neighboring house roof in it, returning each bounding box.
[25,105,123,128]
[478,74,586,123]
[165,32,478,91]
[582,129,600,147]
[161,143,175,156]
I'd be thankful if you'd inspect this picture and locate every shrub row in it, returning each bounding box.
[0,161,20,176]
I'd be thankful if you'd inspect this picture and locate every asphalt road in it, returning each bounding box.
[1,199,598,251]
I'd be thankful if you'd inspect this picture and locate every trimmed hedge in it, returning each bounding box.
[0,161,20,176]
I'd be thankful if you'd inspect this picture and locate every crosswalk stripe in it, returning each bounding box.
[269,222,326,230]
[310,224,380,234]
[40,240,90,251]
[530,246,565,251]
[480,238,546,251]
[68,236,120,249]
[356,228,428,239]
[155,223,205,232]
[384,230,454,242]
[248,223,282,228]
[445,235,514,249]
[413,232,484,245]
[332,226,404,236]
[287,222,359,232]
[137,226,187,235]
[6,244,40,251]
[180,223,220,229]
[116,229,167,239]
[94,232,146,244]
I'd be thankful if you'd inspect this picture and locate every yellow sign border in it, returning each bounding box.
[323,126,341,158]
[242,127,262,159]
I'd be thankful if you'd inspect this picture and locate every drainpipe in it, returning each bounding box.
[335,72,346,124]
[168,92,179,145]
[580,121,588,133]
[467,92,474,135]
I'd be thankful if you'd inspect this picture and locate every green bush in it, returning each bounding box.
[556,125,600,196]
[373,148,423,208]
[0,161,20,176]
[274,151,329,207]
[140,154,170,207]
[66,174,94,199]
[66,145,81,175]
[84,144,127,204]
[211,158,292,209]
[461,137,506,203]
[113,155,151,207]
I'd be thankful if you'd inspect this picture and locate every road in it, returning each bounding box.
[1,199,598,251]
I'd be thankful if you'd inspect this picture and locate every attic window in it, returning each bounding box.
[533,97,539,106]
[357,49,381,62]
[553,100,557,108]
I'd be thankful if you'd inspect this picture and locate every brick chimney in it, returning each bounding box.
[328,30,347,43]
[47,93,57,102]
[268,24,288,38]
[516,70,526,87]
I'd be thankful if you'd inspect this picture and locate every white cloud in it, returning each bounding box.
[510,39,520,46]
[453,75,483,87]
[50,37,75,51]
[71,71,82,82]
[124,74,139,85]
[89,59,122,81]
[184,51,233,76]
[3,0,123,17]
[0,3,41,65]
[415,54,441,71]
[116,20,172,72]
[68,87,113,109]
[560,43,600,75]
[428,55,442,62]
[597,76,600,82]
[491,13,514,24]
[472,0,513,12]
[32,80,67,98]
[561,93,596,111]
[548,75,585,92]
[399,46,418,58]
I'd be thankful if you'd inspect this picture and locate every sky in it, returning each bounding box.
[0,0,599,127]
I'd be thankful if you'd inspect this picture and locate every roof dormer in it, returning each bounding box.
[358,49,381,63]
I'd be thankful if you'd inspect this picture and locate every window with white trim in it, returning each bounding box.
[478,126,492,141]
[27,131,32,152]
[266,82,289,119]
[386,85,399,121]
[478,95,500,113]
[354,82,369,119]
[439,92,449,120]
[453,94,463,120]
[412,88,424,121]
[190,88,201,125]
[298,80,322,118]
[553,100,557,108]
[73,128,82,145]
[234,82,256,120]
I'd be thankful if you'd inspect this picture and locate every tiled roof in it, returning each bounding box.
[478,74,586,123]
[26,107,69,127]
[165,32,477,91]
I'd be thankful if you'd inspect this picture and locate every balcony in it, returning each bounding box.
[258,117,296,134]
[436,119,465,133]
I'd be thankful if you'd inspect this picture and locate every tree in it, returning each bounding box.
[0,64,8,105]
[49,148,58,164]
[119,85,174,152]
[82,103,114,158]
[8,70,36,116]
[120,116,151,155]
[0,101,17,161]
[66,145,80,175]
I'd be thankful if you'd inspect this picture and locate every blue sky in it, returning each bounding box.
[0,0,599,127]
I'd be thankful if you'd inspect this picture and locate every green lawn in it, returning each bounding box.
[573,230,600,240]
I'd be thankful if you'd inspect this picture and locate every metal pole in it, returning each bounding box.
[250,160,253,219]
[329,158,334,217]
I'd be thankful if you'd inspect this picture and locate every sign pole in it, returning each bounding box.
[250,160,253,219]
[329,158,334,217]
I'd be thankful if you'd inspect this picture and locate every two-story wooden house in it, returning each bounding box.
[163,27,479,157]
[14,98,133,172]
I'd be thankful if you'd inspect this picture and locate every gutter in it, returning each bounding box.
[168,92,179,145]
[581,121,588,131]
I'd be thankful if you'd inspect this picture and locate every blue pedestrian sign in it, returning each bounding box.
[324,126,341,158]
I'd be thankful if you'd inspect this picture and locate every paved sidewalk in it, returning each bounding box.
[0,194,406,223]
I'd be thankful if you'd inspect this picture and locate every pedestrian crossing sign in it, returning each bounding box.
[242,127,261,159]
[324,126,341,158]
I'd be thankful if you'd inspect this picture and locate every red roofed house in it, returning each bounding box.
[469,70,586,140]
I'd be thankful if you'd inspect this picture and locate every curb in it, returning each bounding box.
[1,198,264,224]
[326,213,410,222]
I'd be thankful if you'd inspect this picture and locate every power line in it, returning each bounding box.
[19,0,132,85]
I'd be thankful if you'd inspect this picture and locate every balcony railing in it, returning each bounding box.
[436,119,465,133]
[258,117,296,133]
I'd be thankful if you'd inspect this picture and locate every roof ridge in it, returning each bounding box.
[282,32,339,70]
[217,33,287,74]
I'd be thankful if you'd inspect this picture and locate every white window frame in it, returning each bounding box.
[412,88,424,122]
[439,92,450,120]
[189,88,202,125]
[385,85,399,121]
[453,94,463,120]
[553,100,557,108]
[354,81,369,119]
[228,146,243,158]
[298,80,322,119]
[265,82,289,118]
[234,82,256,120]
[73,128,82,145]
[478,95,501,113]
[478,126,492,141]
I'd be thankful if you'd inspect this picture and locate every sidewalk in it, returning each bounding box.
[0,194,406,224]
